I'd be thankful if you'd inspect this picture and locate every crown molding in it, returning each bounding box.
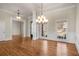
[37,4,76,15]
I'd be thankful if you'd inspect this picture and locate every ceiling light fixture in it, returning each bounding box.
[36,3,48,23]
[16,9,21,20]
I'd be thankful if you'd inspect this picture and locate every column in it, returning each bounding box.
[32,10,37,40]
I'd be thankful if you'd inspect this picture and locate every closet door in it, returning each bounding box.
[0,21,5,41]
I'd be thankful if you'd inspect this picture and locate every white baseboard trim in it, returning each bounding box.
[39,37,75,44]
[0,37,12,41]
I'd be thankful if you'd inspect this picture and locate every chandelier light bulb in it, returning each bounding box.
[16,16,21,19]
[36,15,48,23]
[38,16,41,19]
[40,18,42,22]
[45,19,48,22]
[36,19,39,22]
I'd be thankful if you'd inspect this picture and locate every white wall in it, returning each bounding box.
[23,19,27,37]
[0,10,12,40]
[48,6,76,43]
[76,4,79,53]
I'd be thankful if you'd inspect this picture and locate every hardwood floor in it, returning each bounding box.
[0,36,78,56]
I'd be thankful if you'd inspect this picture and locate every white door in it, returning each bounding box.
[0,21,5,41]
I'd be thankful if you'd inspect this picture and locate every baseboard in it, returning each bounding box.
[39,37,75,44]
[23,36,32,40]
[12,35,32,40]
[0,37,12,41]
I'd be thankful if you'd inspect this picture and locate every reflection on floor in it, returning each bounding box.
[57,43,67,56]
[0,37,78,56]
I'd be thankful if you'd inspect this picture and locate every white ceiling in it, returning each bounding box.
[0,3,76,18]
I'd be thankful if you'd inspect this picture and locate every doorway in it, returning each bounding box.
[12,20,23,37]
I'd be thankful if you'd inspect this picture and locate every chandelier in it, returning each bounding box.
[36,3,48,23]
[16,9,21,20]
